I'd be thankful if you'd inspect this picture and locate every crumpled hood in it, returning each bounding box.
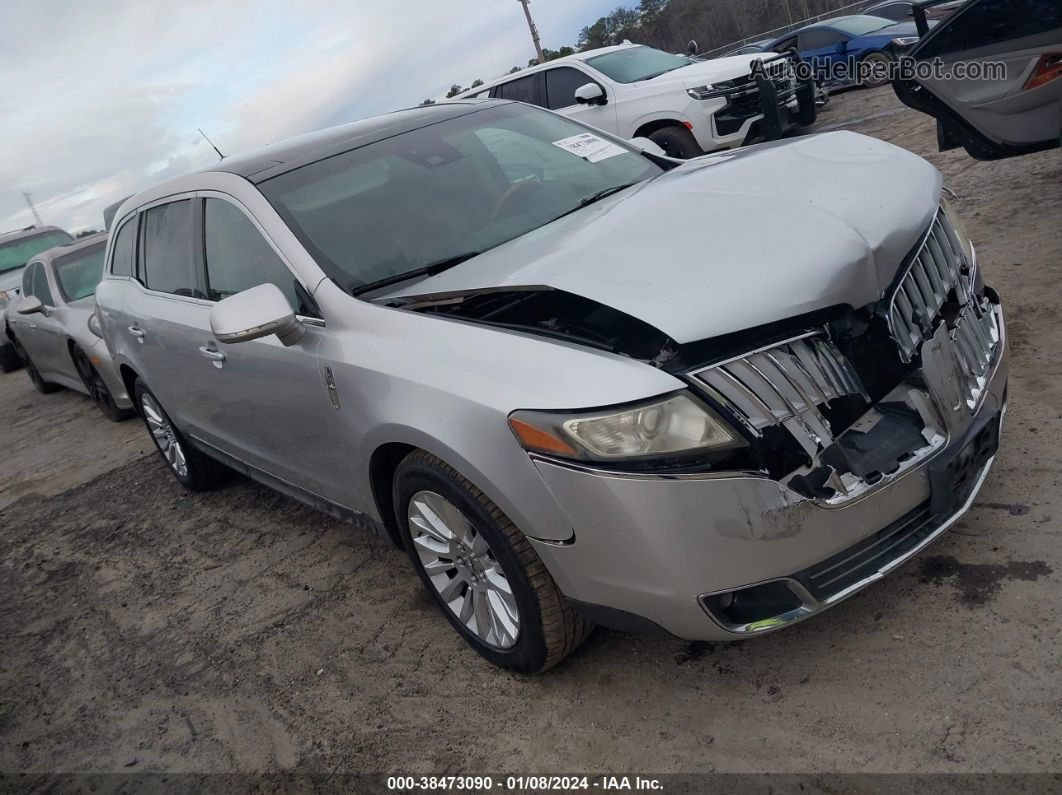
[389,131,942,345]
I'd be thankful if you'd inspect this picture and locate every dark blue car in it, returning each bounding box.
[767,15,931,88]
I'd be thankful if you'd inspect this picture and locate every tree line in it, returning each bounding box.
[419,0,858,104]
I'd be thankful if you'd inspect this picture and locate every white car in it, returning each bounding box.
[455,43,816,158]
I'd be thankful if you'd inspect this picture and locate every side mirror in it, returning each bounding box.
[686,40,699,56]
[209,283,304,346]
[574,83,606,106]
[16,296,44,315]
[630,137,667,157]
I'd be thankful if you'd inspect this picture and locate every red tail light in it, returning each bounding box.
[1023,53,1062,91]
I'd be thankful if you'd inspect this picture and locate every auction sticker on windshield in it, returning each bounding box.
[552,133,626,163]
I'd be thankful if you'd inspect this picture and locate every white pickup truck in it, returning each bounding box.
[455,43,816,158]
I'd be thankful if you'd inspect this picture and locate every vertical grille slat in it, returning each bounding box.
[693,334,866,461]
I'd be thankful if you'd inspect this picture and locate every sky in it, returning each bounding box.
[0,0,617,234]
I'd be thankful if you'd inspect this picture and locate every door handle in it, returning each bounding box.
[198,345,226,366]
[128,325,145,343]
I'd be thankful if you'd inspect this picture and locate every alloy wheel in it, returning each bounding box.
[141,393,188,478]
[407,490,521,649]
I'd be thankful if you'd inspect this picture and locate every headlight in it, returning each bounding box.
[0,290,8,308]
[88,311,103,338]
[892,36,918,46]
[687,80,737,100]
[509,393,744,462]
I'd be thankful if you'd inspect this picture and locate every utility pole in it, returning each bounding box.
[518,0,544,64]
[22,192,43,227]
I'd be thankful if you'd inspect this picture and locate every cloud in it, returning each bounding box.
[0,0,614,234]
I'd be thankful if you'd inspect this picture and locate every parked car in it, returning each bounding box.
[98,100,1007,672]
[0,225,73,372]
[6,233,133,420]
[767,14,932,87]
[894,0,1061,160]
[716,38,775,57]
[861,0,964,22]
[453,43,816,158]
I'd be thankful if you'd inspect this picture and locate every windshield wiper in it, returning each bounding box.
[546,182,640,225]
[351,252,481,297]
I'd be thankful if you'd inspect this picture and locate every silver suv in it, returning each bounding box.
[97,100,1008,672]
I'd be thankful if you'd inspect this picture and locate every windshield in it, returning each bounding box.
[54,242,106,302]
[260,103,661,294]
[0,230,73,274]
[830,16,893,35]
[584,46,694,83]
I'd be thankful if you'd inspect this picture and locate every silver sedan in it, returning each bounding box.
[7,233,133,421]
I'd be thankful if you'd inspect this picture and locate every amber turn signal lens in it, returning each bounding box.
[1023,53,1062,92]
[508,417,579,457]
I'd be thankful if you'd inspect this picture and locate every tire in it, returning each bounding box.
[393,450,590,673]
[133,379,229,490]
[73,346,134,422]
[859,52,893,89]
[648,125,703,159]
[14,340,59,393]
[1,340,23,373]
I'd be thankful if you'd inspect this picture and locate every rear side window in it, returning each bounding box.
[110,218,136,277]
[141,200,200,297]
[32,263,55,306]
[203,199,303,311]
[494,74,538,104]
[544,67,596,109]
[799,29,846,49]
[916,0,1062,57]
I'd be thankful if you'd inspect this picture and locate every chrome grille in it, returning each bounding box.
[942,298,1000,411]
[693,334,867,458]
[888,205,974,361]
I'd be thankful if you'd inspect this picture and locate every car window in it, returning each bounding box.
[54,243,106,302]
[916,0,1061,57]
[140,200,201,297]
[544,67,596,109]
[799,28,847,49]
[110,218,136,277]
[32,262,55,306]
[494,74,538,104]
[203,198,304,312]
[0,230,72,275]
[260,103,660,294]
[21,262,36,296]
[773,35,798,51]
[868,2,912,20]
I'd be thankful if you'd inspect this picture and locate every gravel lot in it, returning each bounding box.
[1,86,1060,778]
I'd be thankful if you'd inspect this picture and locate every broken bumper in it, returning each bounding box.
[528,303,1007,641]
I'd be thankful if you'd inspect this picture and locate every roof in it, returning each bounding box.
[452,43,641,99]
[0,225,70,246]
[202,100,498,183]
[30,232,107,268]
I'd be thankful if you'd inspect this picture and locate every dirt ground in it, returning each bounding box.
[1,86,1060,779]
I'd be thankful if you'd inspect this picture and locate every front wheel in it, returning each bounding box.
[0,341,22,373]
[648,125,703,159]
[394,450,590,673]
[859,52,893,88]
[134,379,228,490]
[16,341,58,394]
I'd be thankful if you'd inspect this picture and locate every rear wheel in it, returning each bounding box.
[134,379,228,490]
[648,125,703,159]
[394,450,590,673]
[73,347,134,422]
